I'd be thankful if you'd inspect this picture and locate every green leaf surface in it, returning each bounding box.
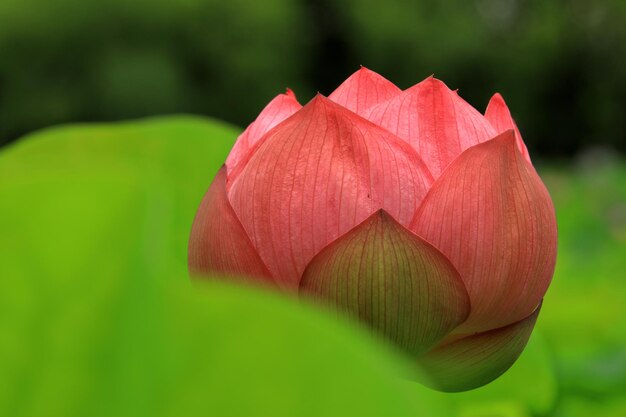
[0,116,237,282]
[0,116,446,417]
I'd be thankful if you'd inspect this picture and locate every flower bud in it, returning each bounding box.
[189,68,557,391]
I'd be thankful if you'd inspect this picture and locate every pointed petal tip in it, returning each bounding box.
[424,74,446,86]
[485,92,511,117]
[309,92,329,104]
[492,128,517,144]
[353,65,384,78]
[364,209,419,233]
[304,92,365,120]
[328,67,401,115]
[484,92,531,162]
[225,89,303,175]
[270,88,300,106]
[490,92,504,103]
[405,75,453,96]
[461,129,518,158]
[352,66,392,83]
[285,88,296,99]
[486,129,524,158]
[300,206,471,357]
[303,93,338,115]
[373,208,392,221]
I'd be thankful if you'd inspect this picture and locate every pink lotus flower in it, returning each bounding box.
[189,68,557,391]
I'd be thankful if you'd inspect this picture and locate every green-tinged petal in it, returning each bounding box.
[418,304,541,392]
[300,210,470,357]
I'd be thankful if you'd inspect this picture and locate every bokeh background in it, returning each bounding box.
[1,1,625,416]
[1,0,626,155]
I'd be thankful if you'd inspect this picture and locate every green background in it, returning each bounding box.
[0,0,625,155]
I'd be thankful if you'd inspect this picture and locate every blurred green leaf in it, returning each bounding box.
[0,116,447,417]
[0,115,239,280]
[540,163,626,401]
[530,162,626,416]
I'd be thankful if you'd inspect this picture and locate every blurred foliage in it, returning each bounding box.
[540,155,626,416]
[0,0,308,147]
[1,116,625,415]
[0,0,625,155]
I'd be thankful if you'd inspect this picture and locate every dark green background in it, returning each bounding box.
[0,0,625,155]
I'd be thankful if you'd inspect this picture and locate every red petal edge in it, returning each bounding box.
[485,93,531,162]
[188,166,275,284]
[226,90,302,176]
[328,67,401,116]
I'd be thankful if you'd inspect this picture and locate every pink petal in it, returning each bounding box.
[188,166,274,284]
[410,131,557,333]
[228,95,434,288]
[300,210,470,356]
[225,89,302,175]
[363,76,497,178]
[485,93,531,162]
[328,67,401,116]
[418,304,541,392]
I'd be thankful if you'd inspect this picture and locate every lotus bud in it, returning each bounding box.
[189,68,557,391]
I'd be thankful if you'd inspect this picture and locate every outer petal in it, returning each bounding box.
[188,167,274,283]
[328,67,401,116]
[228,95,434,288]
[410,131,557,333]
[300,210,470,356]
[225,89,302,175]
[363,77,497,178]
[485,93,530,162]
[417,304,541,392]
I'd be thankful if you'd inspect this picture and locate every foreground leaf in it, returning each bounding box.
[0,116,448,417]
